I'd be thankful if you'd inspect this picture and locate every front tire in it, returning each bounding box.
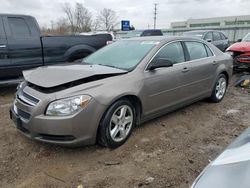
[98,99,136,148]
[210,74,227,103]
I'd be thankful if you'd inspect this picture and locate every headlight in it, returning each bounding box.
[226,51,234,56]
[46,95,91,116]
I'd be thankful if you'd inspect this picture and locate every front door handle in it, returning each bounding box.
[182,67,189,72]
[0,45,6,48]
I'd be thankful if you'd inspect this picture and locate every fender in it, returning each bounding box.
[213,63,230,88]
[63,44,97,61]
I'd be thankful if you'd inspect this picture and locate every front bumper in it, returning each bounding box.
[10,86,105,147]
[233,59,250,70]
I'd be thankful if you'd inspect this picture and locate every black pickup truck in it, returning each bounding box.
[0,14,112,84]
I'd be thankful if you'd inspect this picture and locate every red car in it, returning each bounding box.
[226,32,250,71]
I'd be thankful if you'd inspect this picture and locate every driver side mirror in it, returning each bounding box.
[237,39,242,42]
[148,58,173,70]
[206,39,212,43]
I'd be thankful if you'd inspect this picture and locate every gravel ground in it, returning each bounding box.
[0,74,249,188]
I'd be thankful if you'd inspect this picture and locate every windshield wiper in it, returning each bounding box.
[97,64,126,70]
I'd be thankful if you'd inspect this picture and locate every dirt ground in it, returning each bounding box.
[0,74,249,188]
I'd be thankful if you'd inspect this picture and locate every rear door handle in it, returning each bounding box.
[182,67,189,72]
[0,45,6,48]
[212,61,217,65]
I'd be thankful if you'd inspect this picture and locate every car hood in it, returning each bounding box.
[23,64,127,88]
[227,42,250,52]
[192,127,250,188]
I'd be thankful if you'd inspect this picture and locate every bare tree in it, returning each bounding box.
[75,3,92,32]
[92,17,101,31]
[62,2,92,33]
[98,8,118,31]
[56,18,70,35]
[41,18,70,35]
[62,3,75,32]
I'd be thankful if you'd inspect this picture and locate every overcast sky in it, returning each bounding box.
[1,0,250,29]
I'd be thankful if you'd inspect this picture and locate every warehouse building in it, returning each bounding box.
[164,15,250,43]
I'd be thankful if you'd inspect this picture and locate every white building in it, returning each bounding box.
[164,15,250,42]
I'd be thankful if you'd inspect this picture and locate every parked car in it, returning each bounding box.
[0,14,112,84]
[80,31,115,41]
[183,30,230,52]
[192,127,250,188]
[10,36,232,148]
[121,29,163,38]
[226,32,250,71]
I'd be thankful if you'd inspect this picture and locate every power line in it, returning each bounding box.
[153,3,157,29]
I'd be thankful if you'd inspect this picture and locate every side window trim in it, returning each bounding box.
[204,44,215,57]
[204,44,209,57]
[181,41,190,61]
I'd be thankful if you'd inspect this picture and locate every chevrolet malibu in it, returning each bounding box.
[10,36,233,148]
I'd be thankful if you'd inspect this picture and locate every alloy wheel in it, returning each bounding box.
[109,105,133,142]
[215,77,227,100]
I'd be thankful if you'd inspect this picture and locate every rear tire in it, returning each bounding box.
[98,99,136,148]
[210,74,227,103]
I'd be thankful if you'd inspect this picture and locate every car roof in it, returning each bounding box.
[0,13,34,18]
[185,30,221,33]
[124,36,206,43]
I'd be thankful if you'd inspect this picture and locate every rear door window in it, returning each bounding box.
[8,17,31,38]
[220,33,226,40]
[213,32,221,41]
[185,41,208,60]
[204,32,213,41]
[153,42,185,64]
[0,18,6,38]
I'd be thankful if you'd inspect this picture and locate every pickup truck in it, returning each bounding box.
[0,14,112,84]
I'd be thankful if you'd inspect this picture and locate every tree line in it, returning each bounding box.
[42,2,118,35]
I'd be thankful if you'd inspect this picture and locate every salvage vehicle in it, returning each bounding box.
[191,127,250,188]
[226,32,250,71]
[183,30,230,52]
[10,36,232,148]
[0,14,112,84]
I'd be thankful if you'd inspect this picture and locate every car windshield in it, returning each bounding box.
[122,31,143,38]
[83,40,157,71]
[242,32,250,42]
[183,32,204,39]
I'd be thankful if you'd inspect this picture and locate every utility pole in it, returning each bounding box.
[153,3,157,30]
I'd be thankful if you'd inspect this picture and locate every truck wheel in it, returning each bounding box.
[98,99,136,148]
[210,74,227,103]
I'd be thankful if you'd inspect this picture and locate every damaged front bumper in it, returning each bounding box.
[9,86,105,147]
[231,52,250,70]
[233,60,250,70]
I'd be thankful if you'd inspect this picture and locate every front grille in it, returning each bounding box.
[16,107,31,120]
[17,89,39,106]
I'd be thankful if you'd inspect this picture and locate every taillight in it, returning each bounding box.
[106,41,113,45]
